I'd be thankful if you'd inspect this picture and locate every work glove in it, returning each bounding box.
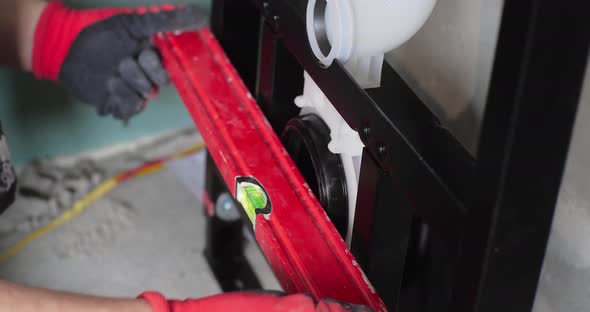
[139,291,373,312]
[32,1,208,121]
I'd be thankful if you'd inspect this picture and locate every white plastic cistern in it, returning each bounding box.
[306,0,437,88]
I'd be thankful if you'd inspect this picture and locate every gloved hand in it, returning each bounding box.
[32,1,208,121]
[139,291,373,312]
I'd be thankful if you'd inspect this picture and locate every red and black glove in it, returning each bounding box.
[32,1,208,121]
[139,291,373,312]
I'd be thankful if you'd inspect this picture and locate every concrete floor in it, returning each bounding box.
[0,129,280,299]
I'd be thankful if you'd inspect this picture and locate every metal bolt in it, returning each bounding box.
[360,126,371,142]
[272,15,280,30]
[215,193,241,222]
[377,144,387,159]
[222,200,233,211]
[262,1,271,16]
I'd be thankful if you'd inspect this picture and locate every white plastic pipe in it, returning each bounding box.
[307,0,437,88]
[295,72,364,245]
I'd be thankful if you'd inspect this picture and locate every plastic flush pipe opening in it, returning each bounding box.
[307,0,353,67]
[312,0,332,58]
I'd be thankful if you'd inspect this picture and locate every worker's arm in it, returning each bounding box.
[0,279,370,312]
[0,0,208,121]
[0,0,46,70]
[0,280,151,312]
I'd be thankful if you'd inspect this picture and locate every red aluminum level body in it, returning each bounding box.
[155,30,386,312]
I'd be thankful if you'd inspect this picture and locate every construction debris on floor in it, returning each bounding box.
[0,128,280,298]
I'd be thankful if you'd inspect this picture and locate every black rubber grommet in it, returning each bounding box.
[281,114,348,238]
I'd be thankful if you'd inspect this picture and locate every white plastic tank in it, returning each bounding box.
[306,0,437,88]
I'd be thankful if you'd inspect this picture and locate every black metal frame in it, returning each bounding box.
[205,0,590,311]
[203,154,262,291]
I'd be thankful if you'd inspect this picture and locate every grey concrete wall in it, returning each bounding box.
[534,62,590,312]
[386,0,503,155]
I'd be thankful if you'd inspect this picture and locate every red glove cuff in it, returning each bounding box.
[32,1,183,81]
[32,1,130,80]
[137,291,341,312]
[139,292,171,312]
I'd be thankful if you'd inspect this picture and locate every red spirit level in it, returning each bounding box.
[155,30,387,312]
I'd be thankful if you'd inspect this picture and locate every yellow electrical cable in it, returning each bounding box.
[0,179,119,264]
[0,143,205,264]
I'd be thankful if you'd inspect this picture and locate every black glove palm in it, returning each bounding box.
[59,6,208,120]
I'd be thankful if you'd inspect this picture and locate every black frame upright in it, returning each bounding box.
[204,0,590,311]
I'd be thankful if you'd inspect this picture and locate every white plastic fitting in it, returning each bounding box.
[295,72,364,245]
[306,0,437,88]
